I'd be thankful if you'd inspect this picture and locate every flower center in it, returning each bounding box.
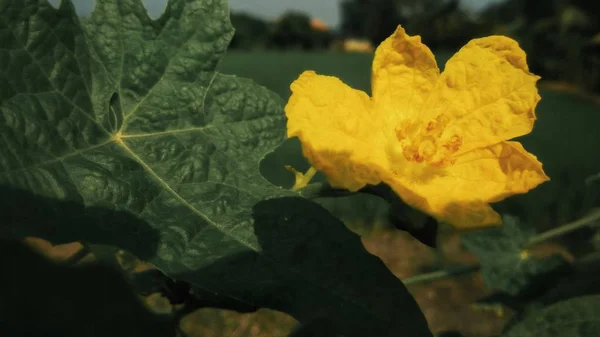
[393,115,463,168]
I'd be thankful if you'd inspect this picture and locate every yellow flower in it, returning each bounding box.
[284,25,550,229]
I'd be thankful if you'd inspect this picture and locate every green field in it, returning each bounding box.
[219,50,453,99]
[219,51,600,233]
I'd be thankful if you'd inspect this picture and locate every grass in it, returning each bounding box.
[219,50,452,99]
[220,51,375,99]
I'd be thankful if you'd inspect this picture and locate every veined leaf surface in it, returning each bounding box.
[0,0,284,270]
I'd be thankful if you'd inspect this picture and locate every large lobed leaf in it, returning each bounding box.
[0,1,431,336]
[0,0,284,267]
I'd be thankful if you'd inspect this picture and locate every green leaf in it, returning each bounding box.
[0,1,431,336]
[461,215,570,296]
[502,295,600,337]
[0,239,175,337]
[0,0,284,270]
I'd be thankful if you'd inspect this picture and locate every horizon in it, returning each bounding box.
[50,0,506,29]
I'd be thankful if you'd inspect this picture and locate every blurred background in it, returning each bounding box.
[227,0,600,94]
[227,0,600,95]
[62,0,600,96]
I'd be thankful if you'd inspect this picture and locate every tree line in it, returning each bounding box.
[230,0,600,93]
[229,11,333,50]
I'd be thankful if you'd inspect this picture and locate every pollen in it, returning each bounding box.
[418,138,436,158]
[397,117,460,168]
[442,134,463,153]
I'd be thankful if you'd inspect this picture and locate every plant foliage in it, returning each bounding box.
[0,0,431,336]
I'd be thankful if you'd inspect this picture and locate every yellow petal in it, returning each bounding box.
[285,71,388,191]
[386,141,549,229]
[418,36,541,155]
[371,25,439,127]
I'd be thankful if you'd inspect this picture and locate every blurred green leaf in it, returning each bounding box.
[502,295,600,337]
[559,5,593,32]
[461,215,571,296]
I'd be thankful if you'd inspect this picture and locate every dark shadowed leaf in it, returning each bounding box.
[176,197,432,337]
[315,192,391,237]
[293,181,439,246]
[0,239,174,337]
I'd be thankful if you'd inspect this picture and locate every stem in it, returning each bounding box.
[403,208,600,285]
[402,264,480,285]
[289,166,318,192]
[525,207,600,247]
[585,172,600,186]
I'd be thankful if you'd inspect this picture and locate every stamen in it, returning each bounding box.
[394,115,463,168]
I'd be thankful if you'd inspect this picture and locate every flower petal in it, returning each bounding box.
[386,141,549,229]
[371,26,440,126]
[419,36,541,155]
[285,71,388,191]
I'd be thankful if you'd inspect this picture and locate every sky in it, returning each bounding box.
[54,0,505,29]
